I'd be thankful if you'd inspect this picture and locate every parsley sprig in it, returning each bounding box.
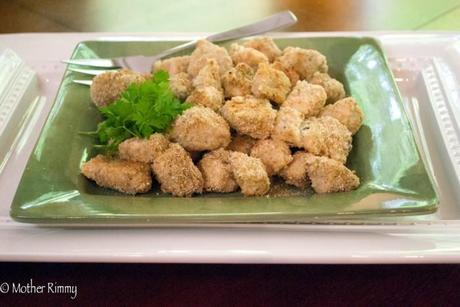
[83,70,190,152]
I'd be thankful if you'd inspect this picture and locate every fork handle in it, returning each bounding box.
[207,10,297,42]
[153,10,297,60]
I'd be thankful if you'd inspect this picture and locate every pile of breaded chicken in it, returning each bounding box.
[82,37,363,197]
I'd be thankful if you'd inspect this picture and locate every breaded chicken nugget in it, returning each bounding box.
[271,106,303,146]
[279,151,317,189]
[221,96,276,139]
[271,60,300,86]
[118,133,170,163]
[243,36,282,62]
[192,59,222,91]
[90,69,146,107]
[81,155,151,194]
[250,139,293,176]
[222,63,254,98]
[226,134,257,155]
[284,81,327,118]
[169,72,192,100]
[321,97,364,135]
[187,40,233,77]
[152,55,190,75]
[229,151,270,196]
[276,47,328,81]
[229,43,269,70]
[152,143,203,197]
[198,148,238,193]
[309,72,346,104]
[307,156,360,193]
[299,116,352,164]
[186,86,224,111]
[170,106,231,151]
[252,62,291,105]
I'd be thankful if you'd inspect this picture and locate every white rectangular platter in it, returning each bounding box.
[0,32,459,263]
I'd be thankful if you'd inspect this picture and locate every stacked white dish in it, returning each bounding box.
[0,32,459,263]
[0,48,41,173]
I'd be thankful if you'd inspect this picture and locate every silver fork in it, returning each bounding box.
[65,10,297,85]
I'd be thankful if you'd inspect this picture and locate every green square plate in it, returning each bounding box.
[10,37,438,224]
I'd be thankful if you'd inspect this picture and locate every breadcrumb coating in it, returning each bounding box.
[198,148,238,193]
[221,96,276,139]
[118,133,170,164]
[187,40,233,77]
[271,106,303,146]
[222,63,254,98]
[276,47,328,81]
[87,37,364,197]
[309,72,345,104]
[284,81,327,118]
[243,36,282,62]
[229,151,270,196]
[169,72,192,100]
[90,69,146,107]
[81,155,152,194]
[252,62,291,105]
[307,156,360,193]
[152,143,203,197]
[299,116,352,164]
[271,60,300,85]
[279,151,317,189]
[321,97,364,135]
[152,56,190,75]
[230,43,269,70]
[192,58,222,91]
[226,134,257,155]
[250,139,293,176]
[170,106,231,151]
[186,86,224,111]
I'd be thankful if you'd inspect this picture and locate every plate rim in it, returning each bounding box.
[10,35,439,224]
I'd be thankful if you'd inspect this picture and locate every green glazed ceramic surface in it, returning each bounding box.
[10,37,438,224]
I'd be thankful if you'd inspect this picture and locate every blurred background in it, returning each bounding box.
[1,0,459,33]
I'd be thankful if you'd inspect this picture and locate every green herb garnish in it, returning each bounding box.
[85,70,191,152]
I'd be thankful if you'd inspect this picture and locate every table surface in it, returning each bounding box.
[1,263,460,305]
[1,0,460,305]
[1,0,460,33]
